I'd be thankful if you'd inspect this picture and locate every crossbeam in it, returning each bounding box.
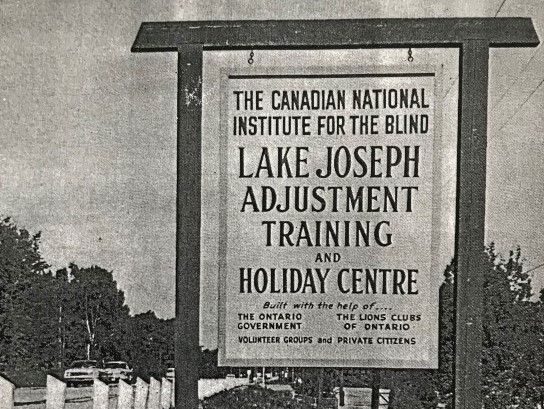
[132,18,538,51]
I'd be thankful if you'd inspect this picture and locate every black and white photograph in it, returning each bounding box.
[0,1,543,408]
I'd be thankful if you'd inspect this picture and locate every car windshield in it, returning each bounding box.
[71,360,98,368]
[105,362,128,369]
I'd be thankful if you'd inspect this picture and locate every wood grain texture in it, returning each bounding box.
[176,44,203,409]
[132,18,539,52]
[454,40,489,409]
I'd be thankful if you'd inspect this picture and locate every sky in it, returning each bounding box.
[1,0,543,329]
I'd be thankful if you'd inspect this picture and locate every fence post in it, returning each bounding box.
[45,375,66,409]
[92,379,109,409]
[170,380,175,408]
[160,378,172,409]
[148,378,161,409]
[0,375,15,409]
[118,380,134,409]
[134,378,149,409]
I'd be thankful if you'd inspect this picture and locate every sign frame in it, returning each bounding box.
[131,18,539,409]
[216,65,444,368]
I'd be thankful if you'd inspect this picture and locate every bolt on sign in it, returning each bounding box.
[217,67,443,368]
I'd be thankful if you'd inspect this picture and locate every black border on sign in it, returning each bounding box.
[228,73,435,79]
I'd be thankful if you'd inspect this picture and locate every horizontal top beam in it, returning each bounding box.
[131,18,539,52]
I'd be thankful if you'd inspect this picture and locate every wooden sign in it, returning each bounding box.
[217,67,443,367]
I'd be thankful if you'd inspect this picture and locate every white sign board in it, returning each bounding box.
[217,67,442,368]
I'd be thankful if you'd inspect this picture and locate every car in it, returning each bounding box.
[226,374,236,379]
[64,360,100,387]
[100,361,134,384]
[166,367,175,382]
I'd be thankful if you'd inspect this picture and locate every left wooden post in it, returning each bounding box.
[177,43,203,409]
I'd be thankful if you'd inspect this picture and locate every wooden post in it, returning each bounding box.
[45,375,66,409]
[0,375,15,409]
[371,371,381,409]
[453,39,490,409]
[339,369,345,407]
[117,380,134,409]
[317,368,324,409]
[134,378,149,409]
[170,380,175,408]
[92,379,109,409]
[148,377,161,409]
[176,43,203,409]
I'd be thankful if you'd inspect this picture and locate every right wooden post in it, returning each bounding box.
[454,39,490,409]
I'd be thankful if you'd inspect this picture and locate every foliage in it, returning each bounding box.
[291,368,339,399]
[0,217,174,380]
[125,310,174,378]
[64,264,131,361]
[481,244,544,408]
[201,349,226,379]
[0,217,49,370]
[202,385,314,409]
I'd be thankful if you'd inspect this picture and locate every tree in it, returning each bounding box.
[481,245,543,408]
[0,217,49,369]
[65,264,130,361]
[0,216,178,378]
[125,311,174,377]
[17,271,64,369]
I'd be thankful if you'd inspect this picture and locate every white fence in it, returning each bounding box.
[198,378,248,400]
[1,374,249,409]
[334,387,390,409]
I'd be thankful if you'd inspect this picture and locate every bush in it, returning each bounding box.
[202,385,315,409]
